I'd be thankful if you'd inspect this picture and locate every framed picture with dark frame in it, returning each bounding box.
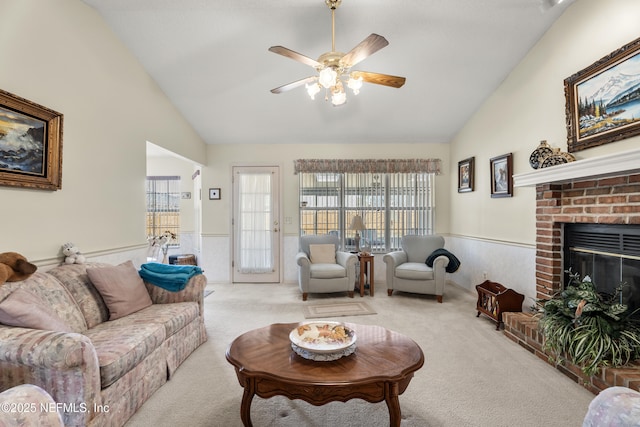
[457,156,474,193]
[0,89,63,190]
[490,153,512,198]
[564,36,640,153]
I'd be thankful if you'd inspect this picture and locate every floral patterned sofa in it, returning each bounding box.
[583,386,640,426]
[0,384,64,426]
[0,262,207,426]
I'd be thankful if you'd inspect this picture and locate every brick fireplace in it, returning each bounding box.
[535,173,640,300]
[505,150,640,393]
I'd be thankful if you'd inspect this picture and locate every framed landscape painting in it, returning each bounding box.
[490,153,512,198]
[0,89,63,190]
[457,157,474,193]
[565,37,640,152]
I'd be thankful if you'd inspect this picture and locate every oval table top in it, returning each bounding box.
[226,322,424,386]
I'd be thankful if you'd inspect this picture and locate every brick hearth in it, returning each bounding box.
[507,172,640,393]
[504,312,640,393]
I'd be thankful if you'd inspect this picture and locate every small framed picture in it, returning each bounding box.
[490,153,513,198]
[457,157,474,193]
[209,188,221,200]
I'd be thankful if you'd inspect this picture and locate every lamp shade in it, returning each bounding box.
[318,67,337,89]
[349,215,365,231]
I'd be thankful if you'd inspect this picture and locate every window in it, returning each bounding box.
[299,172,434,252]
[146,176,180,246]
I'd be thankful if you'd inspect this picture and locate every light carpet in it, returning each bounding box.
[303,301,377,318]
[125,282,595,427]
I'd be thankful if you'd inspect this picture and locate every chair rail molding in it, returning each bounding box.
[513,147,640,187]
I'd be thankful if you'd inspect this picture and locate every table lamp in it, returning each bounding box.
[349,215,366,252]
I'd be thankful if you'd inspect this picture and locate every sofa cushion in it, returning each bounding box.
[87,261,153,321]
[47,263,110,328]
[0,288,73,332]
[310,263,346,279]
[309,244,336,264]
[0,272,87,332]
[107,302,199,338]
[395,262,435,280]
[84,322,166,388]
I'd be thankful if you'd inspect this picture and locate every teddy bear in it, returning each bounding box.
[0,252,37,286]
[62,242,86,264]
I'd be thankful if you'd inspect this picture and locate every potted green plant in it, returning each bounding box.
[536,270,640,376]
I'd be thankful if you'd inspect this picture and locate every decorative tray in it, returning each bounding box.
[289,322,357,361]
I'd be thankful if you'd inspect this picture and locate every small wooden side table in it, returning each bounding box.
[357,253,374,297]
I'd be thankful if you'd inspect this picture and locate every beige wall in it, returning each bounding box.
[202,142,451,239]
[0,0,206,263]
[199,142,450,283]
[450,0,640,245]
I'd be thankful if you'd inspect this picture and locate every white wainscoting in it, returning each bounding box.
[36,245,148,272]
[28,236,535,308]
[200,235,231,283]
[199,234,302,284]
[445,235,536,307]
[200,235,388,286]
[283,235,299,284]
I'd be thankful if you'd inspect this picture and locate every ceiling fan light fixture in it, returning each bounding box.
[347,74,363,95]
[269,0,405,106]
[331,81,346,106]
[318,67,338,89]
[306,82,321,100]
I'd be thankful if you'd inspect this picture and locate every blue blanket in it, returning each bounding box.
[425,248,461,273]
[139,262,203,292]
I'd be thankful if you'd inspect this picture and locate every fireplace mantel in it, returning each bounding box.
[513,147,640,187]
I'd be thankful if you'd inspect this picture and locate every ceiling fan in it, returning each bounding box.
[268,0,406,106]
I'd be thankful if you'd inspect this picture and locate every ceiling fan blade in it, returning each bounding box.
[270,76,318,94]
[352,71,406,88]
[268,46,321,68]
[340,34,389,68]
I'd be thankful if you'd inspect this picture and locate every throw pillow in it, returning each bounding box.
[87,261,153,320]
[0,288,74,332]
[309,244,336,264]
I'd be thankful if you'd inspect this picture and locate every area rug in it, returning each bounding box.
[302,301,377,319]
[204,290,214,298]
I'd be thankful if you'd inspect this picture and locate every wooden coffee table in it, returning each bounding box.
[226,322,424,427]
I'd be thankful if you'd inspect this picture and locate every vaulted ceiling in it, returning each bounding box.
[82,0,574,145]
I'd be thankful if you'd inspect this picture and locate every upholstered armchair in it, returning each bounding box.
[383,235,449,302]
[296,235,357,301]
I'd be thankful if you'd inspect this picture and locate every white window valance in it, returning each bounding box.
[293,158,441,174]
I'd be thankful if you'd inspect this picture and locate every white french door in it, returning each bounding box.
[232,166,281,283]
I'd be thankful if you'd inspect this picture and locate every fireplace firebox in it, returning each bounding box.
[564,223,640,315]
